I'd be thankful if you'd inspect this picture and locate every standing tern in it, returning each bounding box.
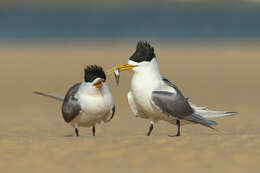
[110,41,237,136]
[34,65,115,137]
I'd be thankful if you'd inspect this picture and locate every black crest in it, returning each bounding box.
[84,65,106,82]
[129,41,156,63]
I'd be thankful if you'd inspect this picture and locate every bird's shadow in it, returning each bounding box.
[168,134,180,137]
[63,134,74,138]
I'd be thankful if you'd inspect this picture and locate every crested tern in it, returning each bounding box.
[110,41,237,136]
[34,65,115,137]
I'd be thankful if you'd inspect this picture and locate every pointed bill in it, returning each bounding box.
[108,63,137,86]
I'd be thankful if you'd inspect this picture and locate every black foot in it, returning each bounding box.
[92,126,96,136]
[147,122,154,136]
[176,120,181,136]
[75,128,79,137]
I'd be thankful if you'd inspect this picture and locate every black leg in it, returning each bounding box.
[176,120,181,136]
[92,126,96,136]
[75,128,79,137]
[147,122,154,136]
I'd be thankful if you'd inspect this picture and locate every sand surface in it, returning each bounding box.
[0,42,259,173]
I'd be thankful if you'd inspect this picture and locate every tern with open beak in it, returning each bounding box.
[110,41,237,136]
[34,65,115,137]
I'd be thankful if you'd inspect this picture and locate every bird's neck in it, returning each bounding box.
[131,59,162,92]
[78,82,105,96]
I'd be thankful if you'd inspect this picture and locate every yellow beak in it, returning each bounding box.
[108,63,137,74]
[93,78,104,88]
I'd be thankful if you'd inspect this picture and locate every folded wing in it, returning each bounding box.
[62,83,82,123]
[151,91,217,127]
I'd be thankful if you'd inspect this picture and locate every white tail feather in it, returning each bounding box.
[189,102,237,118]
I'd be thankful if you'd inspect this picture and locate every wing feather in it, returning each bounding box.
[62,83,82,123]
[151,77,217,127]
[151,91,193,119]
[106,104,115,122]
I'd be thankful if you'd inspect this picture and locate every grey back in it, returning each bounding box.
[152,77,217,126]
[151,77,194,119]
[62,83,82,123]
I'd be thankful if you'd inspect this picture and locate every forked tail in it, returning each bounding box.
[189,102,238,119]
[183,113,217,130]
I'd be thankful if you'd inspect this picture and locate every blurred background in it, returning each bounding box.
[1,0,260,41]
[1,1,260,173]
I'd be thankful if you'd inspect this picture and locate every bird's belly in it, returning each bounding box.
[132,90,161,119]
[72,95,111,127]
[73,111,110,127]
[81,94,111,113]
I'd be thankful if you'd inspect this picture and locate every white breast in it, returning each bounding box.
[131,73,159,113]
[72,83,114,127]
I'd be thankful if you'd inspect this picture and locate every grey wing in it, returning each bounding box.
[151,77,217,126]
[151,91,193,119]
[163,77,190,101]
[151,77,193,119]
[62,83,82,123]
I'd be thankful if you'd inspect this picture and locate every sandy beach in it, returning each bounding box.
[0,42,259,173]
